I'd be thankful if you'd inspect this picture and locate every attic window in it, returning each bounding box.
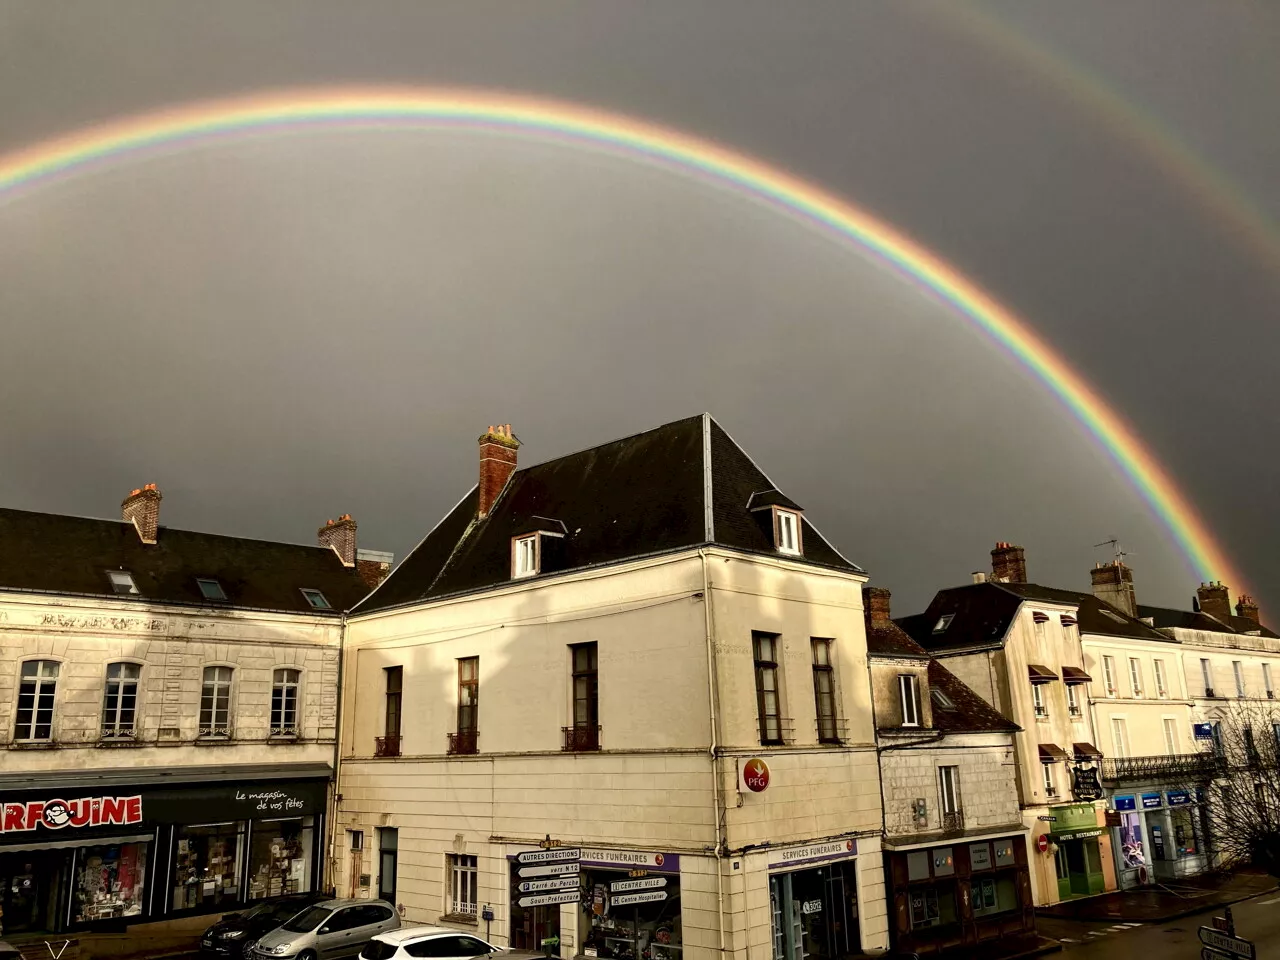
[932,614,955,634]
[196,578,227,601]
[775,509,801,556]
[1100,609,1127,624]
[1060,615,1078,627]
[931,688,956,711]
[300,588,331,610]
[107,570,139,595]
[512,534,539,579]
[1032,611,1050,624]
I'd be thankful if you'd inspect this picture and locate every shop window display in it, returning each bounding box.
[173,822,244,910]
[582,870,681,960]
[248,818,314,900]
[73,841,148,923]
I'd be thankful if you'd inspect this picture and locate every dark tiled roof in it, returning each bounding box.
[1139,604,1279,639]
[359,416,860,612]
[865,619,930,658]
[0,508,369,613]
[745,489,803,512]
[927,660,1019,733]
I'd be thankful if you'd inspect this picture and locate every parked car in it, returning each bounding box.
[361,927,500,960]
[201,894,330,958]
[253,899,400,960]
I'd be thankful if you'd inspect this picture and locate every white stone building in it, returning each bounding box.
[0,487,375,943]
[335,417,890,960]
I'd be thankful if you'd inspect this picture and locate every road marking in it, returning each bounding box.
[1257,896,1280,905]
[1109,925,1129,931]
[1059,938,1078,943]
[1086,931,1107,937]
[1121,922,1143,927]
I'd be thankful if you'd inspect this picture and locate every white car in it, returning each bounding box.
[360,926,501,960]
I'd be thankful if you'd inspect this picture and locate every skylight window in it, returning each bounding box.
[932,614,955,634]
[776,509,801,555]
[1100,609,1127,624]
[512,534,539,578]
[196,578,227,601]
[107,570,139,595]
[300,588,331,609]
[931,688,956,710]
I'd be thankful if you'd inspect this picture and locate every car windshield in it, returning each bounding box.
[239,902,279,920]
[282,906,332,933]
[362,942,398,960]
[273,901,310,922]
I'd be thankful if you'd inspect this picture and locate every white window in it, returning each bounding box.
[107,569,139,595]
[899,674,920,727]
[512,534,538,578]
[15,660,59,741]
[939,766,961,815]
[1264,664,1274,699]
[1154,659,1168,699]
[1111,717,1130,758]
[1201,658,1215,697]
[1163,718,1179,756]
[199,666,233,737]
[102,662,140,738]
[271,668,300,735]
[1066,683,1082,718]
[1234,661,1246,698]
[776,510,800,555]
[1102,656,1117,697]
[449,853,478,916]
[1042,763,1057,797]
[300,588,331,609]
[1032,683,1048,719]
[1129,658,1143,698]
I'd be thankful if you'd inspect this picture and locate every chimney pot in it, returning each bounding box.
[477,424,520,519]
[972,571,987,584]
[318,514,358,566]
[121,484,163,544]
[1235,594,1260,625]
[991,542,1027,583]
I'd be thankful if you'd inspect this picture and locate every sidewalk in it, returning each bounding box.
[1035,868,1278,923]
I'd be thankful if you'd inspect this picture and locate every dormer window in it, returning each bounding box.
[933,614,954,634]
[513,534,539,578]
[196,578,227,601]
[776,509,801,555]
[107,570,139,595]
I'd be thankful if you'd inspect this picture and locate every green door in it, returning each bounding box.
[1084,838,1106,894]
[1055,845,1071,901]
[1066,842,1090,897]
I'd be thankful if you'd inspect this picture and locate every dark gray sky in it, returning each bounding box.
[1,1,1277,618]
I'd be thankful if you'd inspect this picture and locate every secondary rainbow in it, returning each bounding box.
[0,86,1244,591]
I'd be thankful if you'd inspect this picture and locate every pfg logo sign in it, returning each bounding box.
[1,796,142,833]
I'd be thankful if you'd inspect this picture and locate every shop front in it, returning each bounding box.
[1108,790,1206,885]
[577,848,681,960]
[1047,804,1106,901]
[767,839,861,960]
[0,768,328,934]
[885,834,1032,956]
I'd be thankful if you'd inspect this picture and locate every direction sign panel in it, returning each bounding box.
[518,863,581,879]
[518,877,579,894]
[610,877,667,893]
[518,890,582,908]
[1198,927,1256,959]
[1204,949,1234,960]
[611,890,668,907]
[517,848,581,865]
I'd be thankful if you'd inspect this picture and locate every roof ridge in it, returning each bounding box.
[506,414,706,477]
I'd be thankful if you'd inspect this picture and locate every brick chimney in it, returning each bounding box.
[318,515,357,566]
[1235,594,1260,625]
[122,484,162,544]
[1091,561,1137,618]
[478,424,519,518]
[1196,582,1232,622]
[357,549,395,591]
[991,542,1027,583]
[863,586,892,624]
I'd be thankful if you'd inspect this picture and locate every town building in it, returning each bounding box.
[896,545,1116,906]
[0,487,377,943]
[335,417,891,960]
[862,588,1034,956]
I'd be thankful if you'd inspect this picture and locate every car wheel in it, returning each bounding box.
[241,941,257,959]
[298,950,317,960]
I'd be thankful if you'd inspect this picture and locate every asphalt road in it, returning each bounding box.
[1037,890,1280,959]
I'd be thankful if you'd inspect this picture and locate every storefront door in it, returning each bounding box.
[509,862,559,952]
[769,862,858,960]
[0,851,67,935]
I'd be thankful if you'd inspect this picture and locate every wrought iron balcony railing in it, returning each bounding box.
[100,726,136,740]
[563,724,601,752]
[817,716,850,745]
[374,735,402,757]
[942,810,965,832]
[197,725,231,739]
[448,730,479,755]
[1101,753,1225,783]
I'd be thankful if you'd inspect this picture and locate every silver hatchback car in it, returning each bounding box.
[254,899,400,960]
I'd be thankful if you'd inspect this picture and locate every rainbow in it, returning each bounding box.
[0,86,1246,592]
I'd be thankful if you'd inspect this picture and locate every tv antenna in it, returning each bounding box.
[1093,538,1129,564]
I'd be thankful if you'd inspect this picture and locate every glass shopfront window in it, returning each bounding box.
[173,822,244,910]
[1171,807,1199,857]
[768,861,859,960]
[1119,813,1146,869]
[967,842,1017,919]
[72,840,149,924]
[582,868,682,960]
[248,818,314,900]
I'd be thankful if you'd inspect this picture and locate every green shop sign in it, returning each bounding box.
[1048,803,1099,833]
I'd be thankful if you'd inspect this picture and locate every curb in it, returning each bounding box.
[1039,883,1278,925]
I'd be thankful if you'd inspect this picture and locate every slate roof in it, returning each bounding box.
[358,415,860,612]
[865,618,930,659]
[927,659,1019,733]
[898,580,1174,652]
[1138,604,1279,639]
[0,508,370,613]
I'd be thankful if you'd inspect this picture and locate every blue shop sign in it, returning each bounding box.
[1114,795,1136,812]
[1193,723,1215,740]
[1167,791,1192,807]
[1141,793,1163,809]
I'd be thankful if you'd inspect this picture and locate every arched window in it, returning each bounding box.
[200,666,234,737]
[271,668,301,736]
[16,660,60,741]
[102,662,141,738]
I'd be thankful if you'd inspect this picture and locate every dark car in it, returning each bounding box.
[201,895,329,959]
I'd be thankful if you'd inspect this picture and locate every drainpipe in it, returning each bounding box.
[329,610,348,897]
[699,549,728,958]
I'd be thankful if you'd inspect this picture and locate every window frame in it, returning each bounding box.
[384,666,403,739]
[15,659,60,741]
[271,668,301,736]
[1032,682,1048,719]
[1163,717,1179,756]
[300,588,331,610]
[1102,656,1117,697]
[811,638,839,744]
[106,569,139,595]
[511,534,539,579]
[753,632,784,745]
[457,657,479,736]
[1154,659,1169,699]
[899,673,921,728]
[199,665,234,738]
[1201,658,1215,697]
[1042,762,1056,797]
[939,765,961,816]
[570,642,599,732]
[1233,661,1246,698]
[102,661,141,738]
[1111,717,1130,758]
[932,614,954,634]
[1264,663,1274,699]
[774,509,801,556]
[448,853,478,917]
[196,577,227,601]
[1066,682,1082,718]
[1129,657,1143,698]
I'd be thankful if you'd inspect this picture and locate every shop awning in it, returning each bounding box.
[1061,666,1092,683]
[1039,743,1070,762]
[1028,664,1058,683]
[1074,742,1103,759]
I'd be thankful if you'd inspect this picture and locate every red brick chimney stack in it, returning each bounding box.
[357,550,395,591]
[1235,595,1260,625]
[863,586,892,624]
[122,484,162,544]
[1091,561,1137,618]
[318,515,358,566]
[991,542,1027,583]
[1196,582,1232,622]
[478,424,519,519]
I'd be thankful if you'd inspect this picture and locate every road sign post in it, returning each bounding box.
[1198,926,1255,960]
